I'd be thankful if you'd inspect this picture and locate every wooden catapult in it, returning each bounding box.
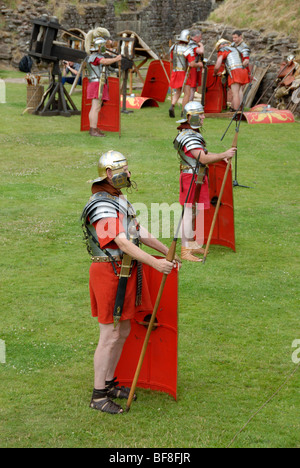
[28,16,86,116]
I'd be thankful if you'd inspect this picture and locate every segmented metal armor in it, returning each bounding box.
[219,45,243,77]
[174,129,207,173]
[86,52,105,82]
[170,43,188,72]
[231,41,251,61]
[81,193,139,260]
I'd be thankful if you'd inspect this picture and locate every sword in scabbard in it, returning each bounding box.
[98,65,106,104]
[192,164,207,232]
[113,228,136,328]
[113,253,133,328]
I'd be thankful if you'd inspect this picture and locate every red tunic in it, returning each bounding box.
[186,50,202,88]
[217,50,249,86]
[170,70,186,89]
[169,49,186,89]
[179,147,210,209]
[89,215,152,324]
[86,57,110,101]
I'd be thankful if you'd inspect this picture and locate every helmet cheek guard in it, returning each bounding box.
[177,101,204,129]
[91,150,134,190]
[111,170,131,189]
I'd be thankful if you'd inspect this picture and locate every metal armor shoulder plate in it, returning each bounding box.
[81,192,130,225]
[87,53,104,81]
[221,46,243,73]
[81,192,138,259]
[184,40,198,58]
[174,129,206,152]
[232,41,251,58]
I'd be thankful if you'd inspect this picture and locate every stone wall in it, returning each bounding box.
[0,0,214,67]
[0,0,299,114]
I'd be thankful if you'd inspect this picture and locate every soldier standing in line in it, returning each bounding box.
[84,27,122,137]
[81,151,176,413]
[174,101,236,261]
[183,29,205,105]
[168,29,190,118]
[214,38,250,111]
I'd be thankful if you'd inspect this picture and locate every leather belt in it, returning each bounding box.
[181,168,194,174]
[91,256,122,264]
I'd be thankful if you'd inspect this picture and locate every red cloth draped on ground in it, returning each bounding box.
[89,215,153,324]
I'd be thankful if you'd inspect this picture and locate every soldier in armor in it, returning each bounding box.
[183,29,205,104]
[85,28,122,137]
[174,101,236,262]
[231,30,251,77]
[81,151,175,413]
[169,29,190,118]
[214,38,250,111]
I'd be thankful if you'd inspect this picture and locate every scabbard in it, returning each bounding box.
[113,253,133,327]
[113,276,129,327]
[192,166,207,232]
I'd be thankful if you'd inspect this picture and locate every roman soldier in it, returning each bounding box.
[214,38,250,111]
[169,29,190,118]
[81,151,175,413]
[231,30,251,79]
[84,27,122,137]
[174,101,236,262]
[183,29,204,104]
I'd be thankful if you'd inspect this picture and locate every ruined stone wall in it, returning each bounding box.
[0,0,213,67]
[0,0,299,114]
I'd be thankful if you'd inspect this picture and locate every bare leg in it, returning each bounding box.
[169,88,182,117]
[89,99,101,128]
[182,85,191,110]
[230,83,241,110]
[181,205,203,262]
[94,320,131,389]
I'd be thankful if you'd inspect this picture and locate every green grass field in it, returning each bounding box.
[0,72,299,448]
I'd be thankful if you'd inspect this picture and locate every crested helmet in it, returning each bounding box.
[215,38,230,50]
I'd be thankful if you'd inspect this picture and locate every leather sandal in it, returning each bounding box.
[106,377,137,401]
[90,396,124,414]
[181,247,203,262]
[187,241,206,255]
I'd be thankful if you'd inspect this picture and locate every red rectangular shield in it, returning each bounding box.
[141,60,171,102]
[115,259,178,400]
[204,161,236,251]
[204,65,227,114]
[80,76,120,133]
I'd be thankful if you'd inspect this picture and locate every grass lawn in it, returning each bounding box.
[0,71,299,448]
